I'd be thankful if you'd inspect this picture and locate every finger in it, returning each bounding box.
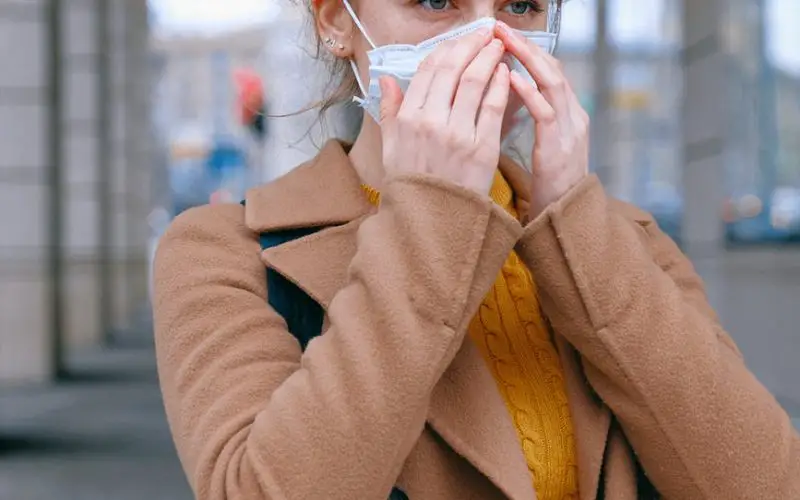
[499,23,573,135]
[509,69,555,127]
[449,39,506,128]
[494,22,558,88]
[423,27,496,119]
[400,41,450,112]
[476,63,511,144]
[401,27,492,114]
[494,21,571,116]
[379,76,404,124]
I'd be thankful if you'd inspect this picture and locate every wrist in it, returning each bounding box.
[528,172,588,221]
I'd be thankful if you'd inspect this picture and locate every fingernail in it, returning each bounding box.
[490,39,503,49]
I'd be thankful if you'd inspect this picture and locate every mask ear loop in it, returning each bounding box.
[341,0,377,106]
[547,0,562,53]
[350,61,369,107]
[342,0,377,49]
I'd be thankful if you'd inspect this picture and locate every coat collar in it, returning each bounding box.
[244,140,373,232]
[245,141,614,499]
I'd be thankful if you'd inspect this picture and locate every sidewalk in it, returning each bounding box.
[0,344,192,500]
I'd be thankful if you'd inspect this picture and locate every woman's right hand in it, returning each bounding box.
[378,28,510,196]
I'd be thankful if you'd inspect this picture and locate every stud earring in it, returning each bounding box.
[324,36,346,51]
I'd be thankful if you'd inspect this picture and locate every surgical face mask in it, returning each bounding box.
[342,0,559,123]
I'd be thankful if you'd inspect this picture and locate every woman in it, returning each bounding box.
[152,1,800,499]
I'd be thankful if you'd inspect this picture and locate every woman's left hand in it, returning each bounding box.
[495,21,590,220]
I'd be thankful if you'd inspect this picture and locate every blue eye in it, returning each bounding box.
[503,1,543,15]
[418,0,450,11]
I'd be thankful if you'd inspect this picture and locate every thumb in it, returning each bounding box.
[379,76,403,124]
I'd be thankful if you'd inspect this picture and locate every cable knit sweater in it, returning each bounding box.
[362,171,578,499]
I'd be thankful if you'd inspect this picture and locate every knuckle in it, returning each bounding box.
[418,54,437,72]
[443,131,464,149]
[482,101,506,117]
[417,116,439,135]
[540,110,557,125]
[460,71,484,88]
[417,60,434,75]
[444,126,477,152]
[435,57,458,74]
[396,110,415,129]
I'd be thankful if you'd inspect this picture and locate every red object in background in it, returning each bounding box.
[234,68,265,126]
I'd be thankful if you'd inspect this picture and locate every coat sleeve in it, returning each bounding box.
[515,174,800,500]
[151,175,522,500]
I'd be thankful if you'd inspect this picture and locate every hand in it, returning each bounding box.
[495,21,590,219]
[378,29,510,196]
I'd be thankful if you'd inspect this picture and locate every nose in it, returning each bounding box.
[465,2,496,23]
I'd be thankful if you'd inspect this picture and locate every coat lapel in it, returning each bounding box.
[556,336,612,500]
[245,142,606,500]
[501,158,613,500]
[427,341,537,500]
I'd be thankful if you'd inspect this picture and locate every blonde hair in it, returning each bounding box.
[291,0,360,122]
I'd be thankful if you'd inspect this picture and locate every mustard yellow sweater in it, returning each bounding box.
[362,173,578,499]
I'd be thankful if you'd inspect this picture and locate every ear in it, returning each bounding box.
[314,0,356,57]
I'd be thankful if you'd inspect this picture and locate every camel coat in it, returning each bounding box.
[152,141,800,500]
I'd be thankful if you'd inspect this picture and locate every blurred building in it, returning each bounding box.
[148,3,362,185]
[150,25,266,141]
[0,0,153,383]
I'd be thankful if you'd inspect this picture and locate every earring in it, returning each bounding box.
[324,36,336,48]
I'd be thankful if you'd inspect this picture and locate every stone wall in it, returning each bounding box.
[0,0,52,383]
[0,0,153,384]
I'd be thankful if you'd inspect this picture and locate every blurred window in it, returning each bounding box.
[767,0,800,77]
[559,0,596,50]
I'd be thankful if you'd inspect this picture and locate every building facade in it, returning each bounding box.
[0,0,153,383]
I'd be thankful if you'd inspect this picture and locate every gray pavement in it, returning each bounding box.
[0,248,798,499]
[0,344,192,500]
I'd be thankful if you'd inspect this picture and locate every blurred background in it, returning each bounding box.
[0,0,798,498]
